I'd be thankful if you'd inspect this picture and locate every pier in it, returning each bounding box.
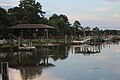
[73,36,91,44]
[72,45,101,54]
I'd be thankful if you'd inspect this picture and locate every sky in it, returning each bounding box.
[0,0,120,30]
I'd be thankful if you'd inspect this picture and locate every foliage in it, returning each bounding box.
[0,0,118,39]
[92,27,100,36]
[73,20,83,36]
[104,30,118,35]
[8,0,45,24]
[48,14,72,35]
[0,7,11,38]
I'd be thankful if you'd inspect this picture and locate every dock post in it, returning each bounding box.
[18,37,20,47]
[65,35,67,45]
[71,35,73,44]
[79,35,81,41]
[1,62,9,80]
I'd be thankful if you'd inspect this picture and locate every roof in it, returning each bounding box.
[9,24,54,29]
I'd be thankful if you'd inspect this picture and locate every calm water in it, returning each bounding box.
[0,42,120,80]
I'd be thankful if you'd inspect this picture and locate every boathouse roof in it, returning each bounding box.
[9,24,54,29]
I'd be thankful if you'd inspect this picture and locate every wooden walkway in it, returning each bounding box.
[72,45,101,54]
[73,36,91,44]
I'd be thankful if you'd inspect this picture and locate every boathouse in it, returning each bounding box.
[9,24,54,39]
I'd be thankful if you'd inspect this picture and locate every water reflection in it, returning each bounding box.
[16,66,42,80]
[0,42,120,80]
[0,45,69,80]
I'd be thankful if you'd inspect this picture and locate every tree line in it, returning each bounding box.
[0,0,119,39]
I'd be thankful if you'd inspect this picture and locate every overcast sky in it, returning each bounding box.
[0,0,120,30]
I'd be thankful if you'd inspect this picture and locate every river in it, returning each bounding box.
[0,42,120,80]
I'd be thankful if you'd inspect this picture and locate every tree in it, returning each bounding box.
[8,0,45,24]
[0,7,10,38]
[93,27,99,31]
[73,20,83,36]
[48,14,72,35]
[85,26,91,36]
[104,30,117,35]
[59,14,72,35]
[48,14,61,35]
[8,7,22,25]
[73,20,82,30]
[85,26,90,31]
[92,27,100,36]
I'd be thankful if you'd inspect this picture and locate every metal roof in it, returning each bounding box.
[9,24,54,29]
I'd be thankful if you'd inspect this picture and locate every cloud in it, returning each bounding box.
[0,0,19,7]
[113,14,120,18]
[9,68,22,80]
[92,8,110,12]
[68,13,120,30]
[103,0,120,4]
[104,0,120,2]
[68,14,97,21]
[37,71,65,80]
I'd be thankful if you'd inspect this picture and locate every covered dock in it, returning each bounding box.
[9,24,54,39]
[9,24,54,51]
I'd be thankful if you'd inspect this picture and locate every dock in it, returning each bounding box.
[18,46,36,51]
[73,36,91,44]
[72,45,101,54]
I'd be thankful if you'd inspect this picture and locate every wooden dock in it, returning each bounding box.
[18,46,36,51]
[72,45,101,54]
[73,36,91,45]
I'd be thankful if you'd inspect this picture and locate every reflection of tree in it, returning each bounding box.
[0,45,69,66]
[0,45,69,79]
[36,45,69,61]
[17,66,42,80]
[12,66,42,80]
[0,51,54,80]
[48,45,69,61]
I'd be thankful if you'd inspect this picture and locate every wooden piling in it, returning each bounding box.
[65,35,67,44]
[1,62,9,80]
